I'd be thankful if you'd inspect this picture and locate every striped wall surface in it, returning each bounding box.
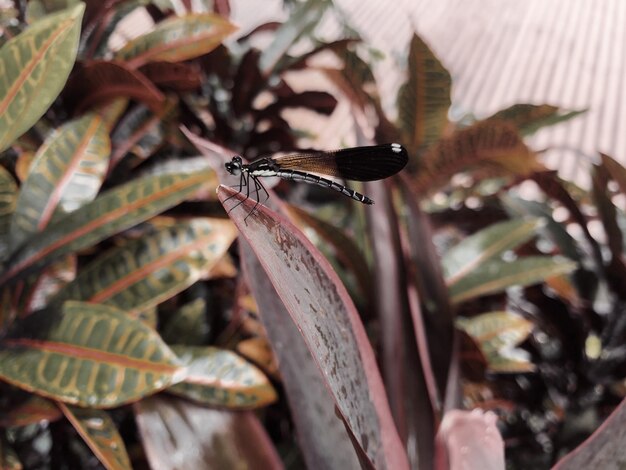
[233,0,626,186]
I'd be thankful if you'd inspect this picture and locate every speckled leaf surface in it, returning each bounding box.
[0,4,84,152]
[218,185,409,470]
[0,301,184,407]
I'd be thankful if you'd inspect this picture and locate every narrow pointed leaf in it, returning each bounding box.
[413,121,542,195]
[449,256,577,304]
[136,396,283,470]
[59,403,132,470]
[115,13,237,68]
[242,248,361,469]
[219,186,409,470]
[259,0,329,75]
[138,61,203,91]
[10,113,110,249]
[54,219,237,316]
[0,4,84,152]
[0,169,213,285]
[167,345,277,409]
[484,104,585,136]
[0,440,21,470]
[0,301,184,406]
[397,33,451,154]
[443,218,542,286]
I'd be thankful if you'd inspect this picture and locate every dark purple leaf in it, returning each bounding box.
[139,61,203,91]
[64,60,166,115]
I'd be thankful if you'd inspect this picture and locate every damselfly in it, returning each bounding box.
[224,143,408,215]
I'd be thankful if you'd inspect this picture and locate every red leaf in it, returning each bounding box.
[218,185,409,470]
[64,60,165,115]
[139,61,203,91]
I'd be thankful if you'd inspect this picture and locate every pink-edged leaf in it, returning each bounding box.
[553,397,626,469]
[242,242,361,469]
[64,60,166,115]
[435,409,505,470]
[218,185,409,470]
[135,395,282,470]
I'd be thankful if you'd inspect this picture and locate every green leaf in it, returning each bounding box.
[457,311,535,373]
[160,298,208,346]
[500,194,581,262]
[0,169,214,285]
[259,0,330,75]
[167,345,277,409]
[484,104,585,136]
[54,219,237,316]
[397,33,451,155]
[59,404,132,470]
[0,301,184,407]
[449,256,577,304]
[444,218,542,286]
[115,13,237,68]
[0,166,17,261]
[10,113,110,249]
[0,4,84,152]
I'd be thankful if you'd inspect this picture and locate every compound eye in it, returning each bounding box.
[233,156,242,164]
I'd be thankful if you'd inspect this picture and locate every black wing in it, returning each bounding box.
[271,143,408,181]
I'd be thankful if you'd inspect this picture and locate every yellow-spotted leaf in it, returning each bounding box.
[450,256,576,305]
[10,113,110,250]
[0,166,17,261]
[167,345,277,409]
[0,301,184,407]
[115,13,237,68]
[0,169,214,285]
[53,219,237,317]
[0,4,84,152]
[59,403,132,470]
[397,33,451,155]
[443,218,542,286]
[457,311,535,373]
[412,121,543,195]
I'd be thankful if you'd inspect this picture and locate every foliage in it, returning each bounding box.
[0,0,622,469]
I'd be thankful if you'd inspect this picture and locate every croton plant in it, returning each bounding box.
[0,0,625,469]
